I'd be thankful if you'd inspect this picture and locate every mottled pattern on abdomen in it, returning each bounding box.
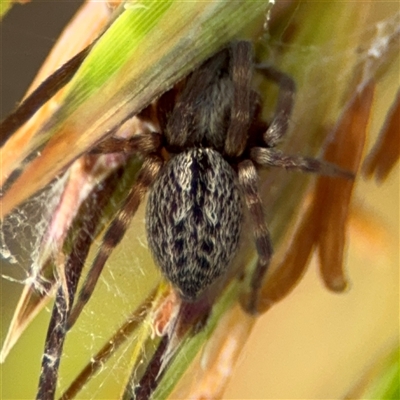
[146,148,243,300]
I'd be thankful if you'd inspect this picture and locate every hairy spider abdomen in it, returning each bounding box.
[146,148,242,300]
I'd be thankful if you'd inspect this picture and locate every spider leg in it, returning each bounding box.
[238,160,273,314]
[66,156,163,329]
[224,41,254,157]
[90,132,162,156]
[250,147,354,179]
[256,65,296,147]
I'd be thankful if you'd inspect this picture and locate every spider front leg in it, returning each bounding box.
[238,160,273,315]
[90,132,162,156]
[256,65,296,147]
[224,41,254,157]
[67,155,163,329]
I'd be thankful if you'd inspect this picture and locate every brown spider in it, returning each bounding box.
[64,40,352,331]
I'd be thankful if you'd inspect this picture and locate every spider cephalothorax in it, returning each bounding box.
[67,40,352,326]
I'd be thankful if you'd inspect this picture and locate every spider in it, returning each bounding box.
[65,40,352,329]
